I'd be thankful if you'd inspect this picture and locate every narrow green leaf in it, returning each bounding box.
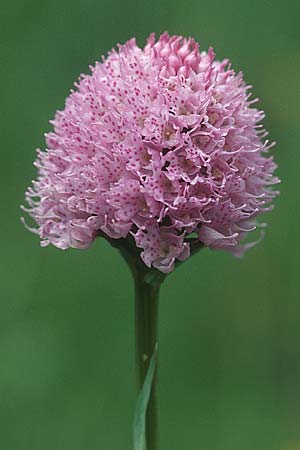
[133,345,158,450]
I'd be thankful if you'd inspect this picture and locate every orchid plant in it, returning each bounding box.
[23,33,279,450]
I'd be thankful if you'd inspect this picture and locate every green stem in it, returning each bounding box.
[100,233,165,449]
[100,232,203,450]
[134,270,161,450]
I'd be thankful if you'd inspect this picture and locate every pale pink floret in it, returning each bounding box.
[23,32,279,273]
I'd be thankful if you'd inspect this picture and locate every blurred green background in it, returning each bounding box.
[1,0,300,449]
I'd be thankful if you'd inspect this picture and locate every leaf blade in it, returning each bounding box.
[133,345,158,450]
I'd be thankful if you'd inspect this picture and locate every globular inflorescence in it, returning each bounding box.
[23,32,279,273]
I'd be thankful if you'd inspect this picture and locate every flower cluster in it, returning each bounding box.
[23,32,279,272]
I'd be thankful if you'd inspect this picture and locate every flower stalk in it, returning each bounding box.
[102,233,165,449]
[103,233,206,449]
[134,267,162,450]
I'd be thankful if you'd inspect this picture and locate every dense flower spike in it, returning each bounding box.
[23,32,279,272]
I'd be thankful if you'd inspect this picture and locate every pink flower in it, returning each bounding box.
[23,32,279,273]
